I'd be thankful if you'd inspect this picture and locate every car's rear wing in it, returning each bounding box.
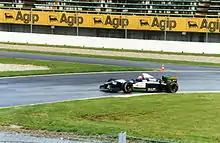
[170,76,178,80]
[162,75,178,81]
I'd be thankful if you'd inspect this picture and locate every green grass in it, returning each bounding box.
[2,41,220,57]
[1,48,220,68]
[0,57,152,77]
[0,93,220,143]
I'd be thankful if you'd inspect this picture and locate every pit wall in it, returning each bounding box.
[0,31,220,54]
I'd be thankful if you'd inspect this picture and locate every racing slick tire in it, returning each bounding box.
[122,82,133,94]
[166,81,179,93]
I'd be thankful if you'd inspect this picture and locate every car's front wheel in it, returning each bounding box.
[122,82,133,93]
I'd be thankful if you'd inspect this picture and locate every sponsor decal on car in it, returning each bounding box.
[148,88,157,92]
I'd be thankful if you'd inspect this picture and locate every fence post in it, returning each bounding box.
[205,16,208,43]
[164,16,167,41]
[118,132,126,143]
[30,8,33,33]
[76,10,79,36]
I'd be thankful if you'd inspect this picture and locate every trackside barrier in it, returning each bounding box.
[0,31,220,54]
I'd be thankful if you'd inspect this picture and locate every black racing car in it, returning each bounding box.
[99,73,179,94]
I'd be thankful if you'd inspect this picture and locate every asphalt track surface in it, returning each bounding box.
[0,51,220,108]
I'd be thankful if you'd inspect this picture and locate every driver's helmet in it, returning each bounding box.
[137,75,143,81]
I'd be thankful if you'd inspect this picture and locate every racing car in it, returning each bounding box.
[99,73,179,93]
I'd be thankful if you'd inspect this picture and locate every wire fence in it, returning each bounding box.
[0,20,219,44]
[2,23,219,44]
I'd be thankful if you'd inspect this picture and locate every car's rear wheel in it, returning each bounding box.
[166,81,178,93]
[122,82,133,93]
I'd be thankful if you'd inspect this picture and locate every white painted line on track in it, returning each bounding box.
[1,91,220,110]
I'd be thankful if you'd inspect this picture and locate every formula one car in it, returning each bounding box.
[99,73,179,93]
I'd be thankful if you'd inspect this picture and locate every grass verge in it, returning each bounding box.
[2,41,220,57]
[1,48,220,67]
[0,93,220,143]
[0,57,152,77]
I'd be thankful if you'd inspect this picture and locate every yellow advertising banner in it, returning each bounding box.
[0,9,220,33]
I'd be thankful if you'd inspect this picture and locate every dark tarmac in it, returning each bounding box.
[0,71,219,108]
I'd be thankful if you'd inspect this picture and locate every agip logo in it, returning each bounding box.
[151,17,177,30]
[48,13,84,27]
[93,15,129,29]
[139,17,177,31]
[59,13,83,26]
[200,19,220,32]
[187,19,220,33]
[4,11,39,24]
